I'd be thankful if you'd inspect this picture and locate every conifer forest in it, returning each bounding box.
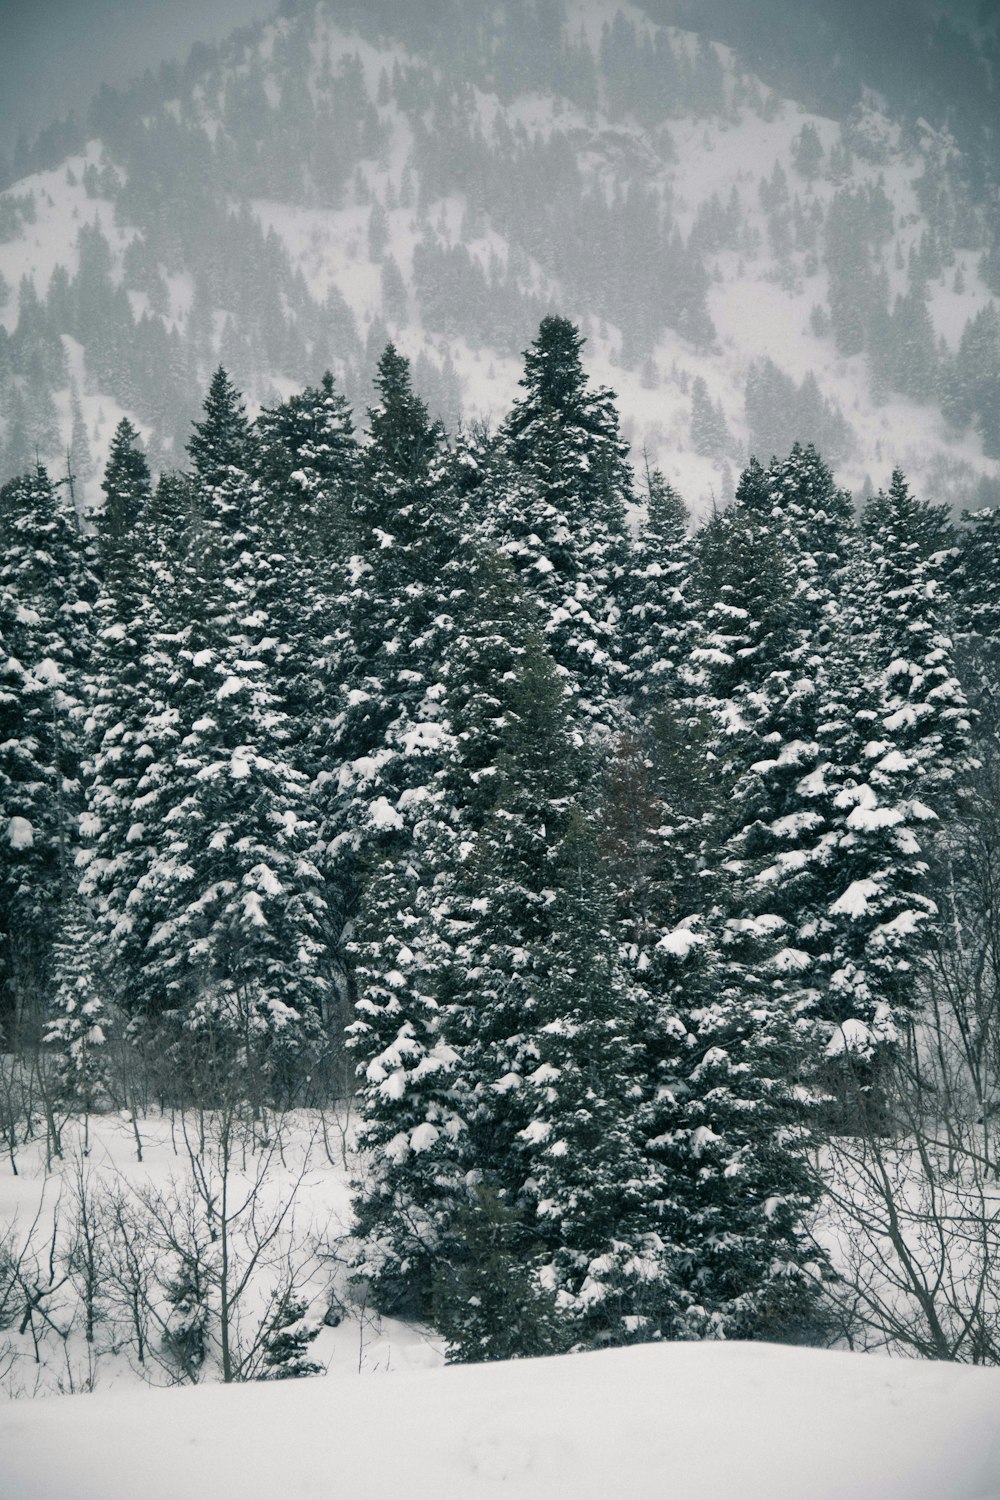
[3,3,1000,1491]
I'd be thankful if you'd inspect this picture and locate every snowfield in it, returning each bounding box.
[3,1338,1000,1500]
[3,1113,1000,1496]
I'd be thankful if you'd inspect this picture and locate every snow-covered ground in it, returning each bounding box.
[3,1338,1000,1500]
[3,1112,1000,1495]
[0,1109,442,1401]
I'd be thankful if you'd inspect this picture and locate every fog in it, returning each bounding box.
[0,0,273,159]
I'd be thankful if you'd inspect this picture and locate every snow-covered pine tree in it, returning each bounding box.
[640,902,823,1341]
[431,1186,568,1363]
[259,1296,323,1379]
[97,418,151,604]
[87,372,331,1090]
[505,805,661,1344]
[0,467,95,1049]
[324,345,460,981]
[620,466,698,709]
[807,468,972,1078]
[341,394,503,1313]
[80,468,196,1030]
[435,552,663,1348]
[351,543,672,1349]
[862,469,969,813]
[44,894,111,1111]
[697,447,858,1019]
[255,371,359,568]
[253,373,360,748]
[0,580,61,1050]
[254,373,362,1057]
[82,419,154,936]
[605,464,712,1029]
[186,365,260,490]
[484,317,634,732]
[348,830,463,1311]
[615,461,827,1339]
[809,542,941,1102]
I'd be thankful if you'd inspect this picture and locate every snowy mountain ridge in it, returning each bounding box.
[0,0,997,516]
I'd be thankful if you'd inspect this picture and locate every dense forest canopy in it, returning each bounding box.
[2,312,998,1359]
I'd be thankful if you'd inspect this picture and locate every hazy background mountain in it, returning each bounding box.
[0,0,272,161]
[1,0,998,515]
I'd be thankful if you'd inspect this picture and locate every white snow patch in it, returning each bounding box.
[6,1341,1000,1500]
[370,797,404,831]
[831,879,880,918]
[6,816,34,850]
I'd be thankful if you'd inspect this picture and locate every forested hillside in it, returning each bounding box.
[0,0,998,516]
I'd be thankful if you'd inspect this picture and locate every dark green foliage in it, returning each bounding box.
[162,1255,212,1381]
[690,377,728,458]
[641,909,821,1340]
[486,317,634,730]
[98,418,151,605]
[44,895,111,1109]
[260,1296,323,1379]
[944,303,1000,459]
[83,373,331,1087]
[621,468,697,707]
[824,184,893,359]
[432,1189,569,1363]
[791,123,824,179]
[0,466,94,1050]
[745,361,851,466]
[187,366,257,492]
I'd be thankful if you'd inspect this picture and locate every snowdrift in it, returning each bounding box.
[3,1339,999,1500]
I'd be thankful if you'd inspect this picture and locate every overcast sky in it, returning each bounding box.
[0,0,275,161]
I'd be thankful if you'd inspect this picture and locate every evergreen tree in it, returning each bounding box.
[621,467,697,708]
[325,344,458,908]
[689,376,728,458]
[945,303,1000,459]
[260,1296,323,1379]
[431,1187,568,1363]
[255,371,359,566]
[98,418,151,600]
[791,122,824,179]
[80,469,194,1029]
[447,556,665,1343]
[44,896,111,1110]
[641,905,822,1340]
[810,542,941,1080]
[187,366,259,491]
[351,546,670,1347]
[862,470,968,810]
[891,286,938,404]
[485,317,633,732]
[0,467,94,1048]
[85,376,330,1084]
[689,449,920,1059]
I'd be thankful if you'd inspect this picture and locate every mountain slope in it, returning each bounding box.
[0,0,998,515]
